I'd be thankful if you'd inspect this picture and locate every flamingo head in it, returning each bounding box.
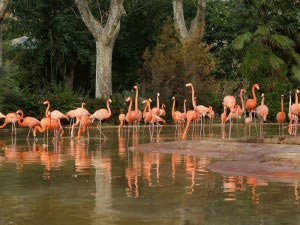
[142,100,147,104]
[186,83,192,87]
[81,102,86,107]
[43,100,50,105]
[281,94,284,98]
[297,89,300,94]
[126,96,132,102]
[157,93,160,97]
[184,99,187,103]
[162,103,165,108]
[172,96,175,100]
[16,109,23,115]
[108,98,112,103]
[241,88,247,93]
[253,84,260,90]
[261,93,264,97]
[134,85,138,90]
[149,98,152,102]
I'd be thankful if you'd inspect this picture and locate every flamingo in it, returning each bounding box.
[182,109,200,141]
[186,83,210,135]
[0,112,19,135]
[33,101,62,138]
[118,113,126,134]
[50,109,69,136]
[245,110,253,136]
[256,93,269,139]
[226,89,246,138]
[159,103,166,117]
[172,96,184,134]
[16,110,40,139]
[66,109,77,134]
[276,95,286,137]
[221,104,227,139]
[134,85,143,127]
[71,102,91,138]
[289,89,300,136]
[288,91,298,135]
[125,96,138,130]
[246,84,260,116]
[90,98,112,139]
[77,115,92,140]
[151,93,160,116]
[182,99,187,121]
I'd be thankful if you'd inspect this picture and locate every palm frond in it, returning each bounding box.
[291,50,300,65]
[270,34,295,51]
[254,25,270,37]
[232,32,252,50]
[292,65,300,81]
[268,54,285,70]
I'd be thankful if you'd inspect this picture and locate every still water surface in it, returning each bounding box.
[0,125,300,225]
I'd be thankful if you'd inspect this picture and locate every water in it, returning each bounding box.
[0,124,300,225]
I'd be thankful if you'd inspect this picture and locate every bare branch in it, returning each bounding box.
[189,0,206,39]
[0,0,10,20]
[103,0,126,42]
[75,0,103,39]
[172,0,188,43]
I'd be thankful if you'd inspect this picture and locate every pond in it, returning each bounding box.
[0,124,300,225]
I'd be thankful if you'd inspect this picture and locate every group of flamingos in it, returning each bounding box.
[0,83,298,140]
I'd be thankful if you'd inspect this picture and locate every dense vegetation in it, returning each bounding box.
[1,0,300,123]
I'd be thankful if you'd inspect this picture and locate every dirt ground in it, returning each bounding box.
[132,138,300,183]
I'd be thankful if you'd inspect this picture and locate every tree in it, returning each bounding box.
[172,0,206,43]
[0,0,10,69]
[75,0,126,99]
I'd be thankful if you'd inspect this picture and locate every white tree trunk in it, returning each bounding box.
[0,0,10,69]
[75,0,125,99]
[96,41,113,99]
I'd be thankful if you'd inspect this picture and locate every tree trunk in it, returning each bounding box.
[96,41,113,99]
[75,0,125,99]
[0,0,10,70]
[0,22,2,69]
[172,0,206,43]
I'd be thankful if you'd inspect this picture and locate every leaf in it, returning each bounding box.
[232,32,253,50]
[292,65,300,81]
[270,34,295,51]
[254,25,270,37]
[268,54,285,70]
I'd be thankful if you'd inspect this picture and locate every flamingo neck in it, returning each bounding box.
[45,102,50,118]
[143,103,148,116]
[289,93,292,112]
[172,98,175,115]
[261,96,264,106]
[281,96,284,113]
[157,94,159,108]
[240,90,245,113]
[190,85,196,108]
[252,86,257,105]
[17,111,24,126]
[128,99,132,113]
[106,100,111,115]
[135,87,138,112]
[147,101,151,112]
[184,101,186,114]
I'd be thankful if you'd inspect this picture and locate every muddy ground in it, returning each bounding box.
[132,138,300,183]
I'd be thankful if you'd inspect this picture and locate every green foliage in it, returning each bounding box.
[142,17,216,109]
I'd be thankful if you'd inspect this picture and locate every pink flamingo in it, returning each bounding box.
[256,93,269,139]
[288,90,298,135]
[151,93,160,116]
[172,96,184,135]
[182,108,199,141]
[0,112,19,135]
[90,98,112,139]
[16,109,40,139]
[33,101,62,138]
[118,113,126,134]
[71,102,91,138]
[289,89,300,136]
[186,83,210,135]
[134,85,143,127]
[276,95,286,137]
[77,115,92,140]
[159,103,166,117]
[182,99,187,121]
[246,84,260,116]
[126,96,138,130]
